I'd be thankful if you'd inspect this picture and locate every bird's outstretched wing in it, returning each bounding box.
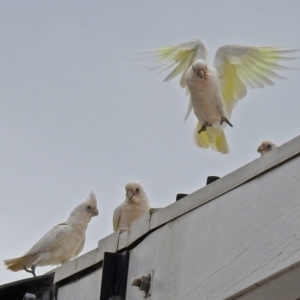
[135,39,209,88]
[214,45,299,117]
[135,39,209,121]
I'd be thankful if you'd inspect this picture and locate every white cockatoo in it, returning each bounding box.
[257,141,278,156]
[113,181,151,232]
[4,192,98,277]
[137,39,298,153]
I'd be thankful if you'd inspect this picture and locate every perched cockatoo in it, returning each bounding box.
[257,141,278,156]
[136,39,298,154]
[113,181,151,232]
[4,192,98,277]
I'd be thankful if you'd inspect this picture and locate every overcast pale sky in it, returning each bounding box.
[0,1,299,284]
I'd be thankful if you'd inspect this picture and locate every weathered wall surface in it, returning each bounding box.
[126,155,300,300]
[57,268,102,300]
[53,136,300,300]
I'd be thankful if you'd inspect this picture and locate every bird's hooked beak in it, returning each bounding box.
[193,67,205,79]
[92,208,99,217]
[126,190,134,200]
[257,145,263,153]
[198,69,205,79]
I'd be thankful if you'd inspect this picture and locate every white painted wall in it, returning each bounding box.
[54,136,300,300]
[126,155,300,300]
[57,268,102,300]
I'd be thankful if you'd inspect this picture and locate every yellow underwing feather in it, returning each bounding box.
[221,58,247,114]
[135,40,209,87]
[163,49,196,83]
[214,45,298,117]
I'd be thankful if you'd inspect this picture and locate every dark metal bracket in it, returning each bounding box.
[100,251,130,300]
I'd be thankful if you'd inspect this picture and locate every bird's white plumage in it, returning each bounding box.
[113,181,151,231]
[184,60,230,153]
[4,192,98,273]
[137,39,298,153]
[185,60,226,124]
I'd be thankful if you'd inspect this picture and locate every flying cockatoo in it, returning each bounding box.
[136,39,298,154]
[4,192,98,277]
[113,181,151,232]
[257,141,278,156]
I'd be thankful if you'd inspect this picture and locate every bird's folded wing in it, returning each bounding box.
[214,45,299,116]
[113,205,121,231]
[24,223,71,255]
[73,238,85,258]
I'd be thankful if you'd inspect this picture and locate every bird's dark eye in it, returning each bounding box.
[266,144,272,150]
[135,188,140,194]
[86,205,91,210]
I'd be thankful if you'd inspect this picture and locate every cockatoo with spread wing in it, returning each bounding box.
[257,141,278,156]
[4,192,98,277]
[137,39,298,154]
[113,181,151,232]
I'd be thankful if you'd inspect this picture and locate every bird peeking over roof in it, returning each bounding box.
[257,141,278,156]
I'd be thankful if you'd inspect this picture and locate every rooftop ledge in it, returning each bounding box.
[54,135,300,283]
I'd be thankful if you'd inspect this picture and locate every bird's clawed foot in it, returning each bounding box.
[149,207,163,214]
[23,265,36,277]
[198,121,212,134]
[220,117,233,127]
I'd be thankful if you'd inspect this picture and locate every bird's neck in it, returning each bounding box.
[67,215,90,232]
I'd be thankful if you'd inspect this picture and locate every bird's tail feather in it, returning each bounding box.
[194,123,229,154]
[4,255,36,271]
